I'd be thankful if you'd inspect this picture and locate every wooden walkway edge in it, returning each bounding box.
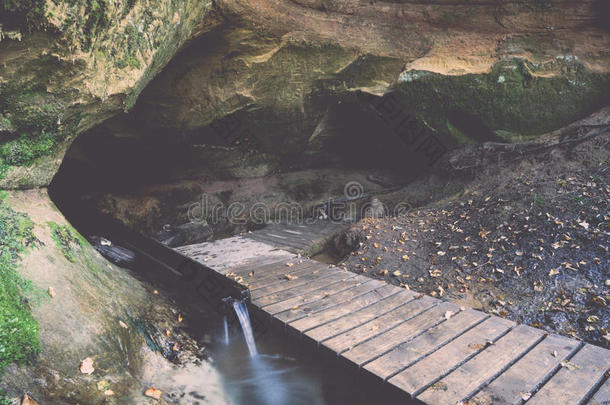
[176,223,610,405]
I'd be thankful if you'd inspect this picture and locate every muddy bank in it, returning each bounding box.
[0,190,229,405]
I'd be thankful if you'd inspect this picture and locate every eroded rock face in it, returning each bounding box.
[0,190,230,404]
[0,0,218,189]
[127,0,610,173]
[1,0,610,190]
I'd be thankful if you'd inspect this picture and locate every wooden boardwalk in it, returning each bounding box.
[176,222,610,405]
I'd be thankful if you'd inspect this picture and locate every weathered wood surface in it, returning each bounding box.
[526,344,610,405]
[589,378,610,405]
[243,221,348,254]
[176,225,610,405]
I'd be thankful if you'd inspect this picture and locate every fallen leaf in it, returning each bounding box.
[285,262,294,267]
[104,390,114,396]
[145,387,163,400]
[587,315,599,323]
[560,360,582,371]
[401,255,410,261]
[80,357,95,375]
[429,269,442,278]
[468,343,486,350]
[393,270,402,276]
[578,221,589,229]
[97,380,109,391]
[119,320,128,329]
[444,310,455,320]
[429,381,448,391]
[165,329,171,337]
[178,314,183,323]
[548,268,559,276]
[283,274,297,281]
[521,392,532,401]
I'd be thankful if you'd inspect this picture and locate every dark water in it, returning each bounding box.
[211,310,408,405]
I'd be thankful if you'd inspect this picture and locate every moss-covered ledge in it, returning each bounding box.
[392,58,610,143]
[0,0,218,189]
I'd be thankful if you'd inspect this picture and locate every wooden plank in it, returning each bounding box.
[225,257,303,278]
[247,262,331,290]
[471,333,580,405]
[246,233,308,251]
[527,344,610,405]
[388,316,515,396]
[230,260,319,285]
[417,324,545,404]
[266,230,314,242]
[305,290,418,342]
[273,278,386,323]
[260,272,364,313]
[322,295,439,355]
[364,309,488,380]
[253,270,360,308]
[175,236,292,271]
[287,283,399,331]
[255,231,313,246]
[589,378,610,405]
[250,265,338,299]
[342,301,460,366]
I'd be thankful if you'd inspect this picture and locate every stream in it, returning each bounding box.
[49,188,410,405]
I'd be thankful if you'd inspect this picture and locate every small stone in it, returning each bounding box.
[80,357,95,374]
[47,287,56,298]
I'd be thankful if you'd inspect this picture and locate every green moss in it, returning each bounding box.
[394,59,610,139]
[48,222,81,263]
[0,0,46,30]
[0,389,10,405]
[0,77,81,181]
[446,120,475,145]
[0,199,40,373]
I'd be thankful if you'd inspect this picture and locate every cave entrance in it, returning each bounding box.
[49,92,444,251]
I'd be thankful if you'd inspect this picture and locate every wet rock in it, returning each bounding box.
[89,236,136,268]
[154,222,214,248]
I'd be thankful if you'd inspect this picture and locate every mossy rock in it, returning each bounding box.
[0,197,40,373]
[393,59,610,140]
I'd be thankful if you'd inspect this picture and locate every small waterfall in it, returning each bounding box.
[233,299,258,357]
[223,316,230,345]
